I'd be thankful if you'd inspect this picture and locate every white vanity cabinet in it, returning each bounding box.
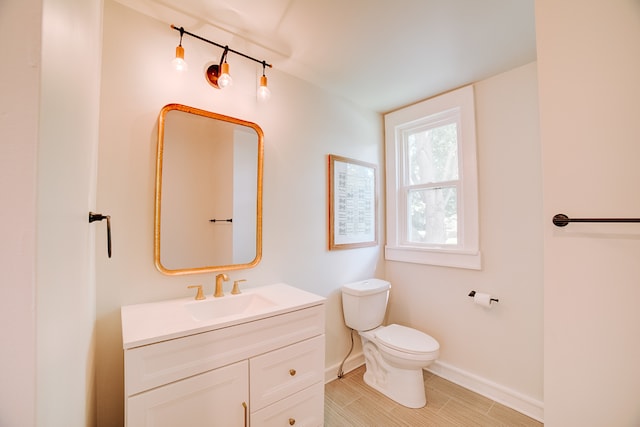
[122,287,325,427]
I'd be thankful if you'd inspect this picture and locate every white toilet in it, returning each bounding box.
[341,278,440,408]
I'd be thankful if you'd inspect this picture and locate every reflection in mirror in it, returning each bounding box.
[155,104,263,275]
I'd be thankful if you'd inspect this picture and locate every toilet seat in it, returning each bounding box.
[374,324,439,356]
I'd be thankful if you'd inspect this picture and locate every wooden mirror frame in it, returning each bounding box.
[154,103,263,275]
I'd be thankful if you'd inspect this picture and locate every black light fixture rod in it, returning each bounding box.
[171,25,272,69]
[552,213,640,227]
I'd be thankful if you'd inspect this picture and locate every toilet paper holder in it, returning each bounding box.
[468,290,499,303]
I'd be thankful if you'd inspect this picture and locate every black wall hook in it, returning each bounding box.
[89,212,112,258]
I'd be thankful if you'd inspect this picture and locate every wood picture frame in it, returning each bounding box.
[328,154,377,250]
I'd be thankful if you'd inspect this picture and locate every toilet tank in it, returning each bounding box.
[341,279,391,331]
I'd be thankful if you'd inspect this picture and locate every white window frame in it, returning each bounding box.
[385,85,481,269]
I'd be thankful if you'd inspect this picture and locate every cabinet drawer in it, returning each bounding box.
[125,305,324,396]
[250,335,325,410]
[251,382,324,427]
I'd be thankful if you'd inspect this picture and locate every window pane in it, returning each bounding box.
[407,122,458,185]
[407,186,458,245]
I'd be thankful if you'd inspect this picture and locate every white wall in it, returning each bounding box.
[1,0,102,425]
[386,63,544,419]
[536,1,640,425]
[0,0,41,425]
[96,1,383,424]
[37,0,103,424]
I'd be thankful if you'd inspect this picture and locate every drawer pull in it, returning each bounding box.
[242,401,247,427]
[289,369,296,376]
[289,418,296,425]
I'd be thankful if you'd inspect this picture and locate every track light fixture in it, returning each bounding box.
[257,61,271,102]
[172,27,187,72]
[205,47,232,89]
[170,25,272,100]
[217,48,233,88]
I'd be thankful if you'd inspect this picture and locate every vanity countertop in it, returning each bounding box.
[121,283,325,349]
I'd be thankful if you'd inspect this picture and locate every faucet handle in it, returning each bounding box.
[187,285,205,300]
[231,279,246,295]
[214,273,229,297]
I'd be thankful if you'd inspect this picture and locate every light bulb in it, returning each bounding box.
[172,45,187,72]
[218,62,232,88]
[257,75,271,101]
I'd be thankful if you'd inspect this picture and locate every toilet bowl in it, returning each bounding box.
[359,325,439,408]
[365,324,439,368]
[341,279,440,408]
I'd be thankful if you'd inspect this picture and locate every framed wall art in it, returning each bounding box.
[328,154,377,250]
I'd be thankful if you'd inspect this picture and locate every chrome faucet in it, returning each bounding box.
[214,273,228,297]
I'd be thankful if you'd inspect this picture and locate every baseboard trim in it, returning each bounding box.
[427,361,544,423]
[325,355,543,423]
[324,352,365,384]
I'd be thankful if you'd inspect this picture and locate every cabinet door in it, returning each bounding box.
[127,360,248,427]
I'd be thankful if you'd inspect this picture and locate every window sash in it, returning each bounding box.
[384,85,480,270]
[399,112,462,249]
[401,181,461,247]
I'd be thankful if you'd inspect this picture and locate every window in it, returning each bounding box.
[385,85,480,269]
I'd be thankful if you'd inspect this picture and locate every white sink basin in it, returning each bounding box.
[121,283,326,349]
[185,293,277,321]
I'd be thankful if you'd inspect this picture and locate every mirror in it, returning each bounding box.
[154,103,263,275]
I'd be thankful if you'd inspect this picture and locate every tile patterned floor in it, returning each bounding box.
[324,366,543,426]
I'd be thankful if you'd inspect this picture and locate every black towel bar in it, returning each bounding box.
[209,218,233,223]
[553,213,640,227]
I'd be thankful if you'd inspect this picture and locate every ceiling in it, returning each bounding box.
[115,0,537,113]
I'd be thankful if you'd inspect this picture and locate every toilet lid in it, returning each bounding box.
[374,324,439,354]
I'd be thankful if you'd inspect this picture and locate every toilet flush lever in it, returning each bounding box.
[89,212,112,258]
